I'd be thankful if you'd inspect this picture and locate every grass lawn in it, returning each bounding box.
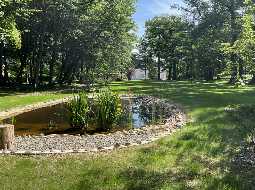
[1,80,255,190]
[0,91,72,112]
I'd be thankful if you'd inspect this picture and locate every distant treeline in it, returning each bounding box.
[135,0,255,85]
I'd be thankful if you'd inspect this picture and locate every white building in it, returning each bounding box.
[131,69,167,80]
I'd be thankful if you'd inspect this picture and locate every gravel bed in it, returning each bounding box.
[233,142,255,168]
[0,96,187,155]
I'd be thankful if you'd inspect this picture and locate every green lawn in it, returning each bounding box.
[0,91,71,112]
[1,80,255,190]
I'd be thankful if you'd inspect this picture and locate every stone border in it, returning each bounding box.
[0,137,161,155]
[0,127,182,155]
[0,96,187,155]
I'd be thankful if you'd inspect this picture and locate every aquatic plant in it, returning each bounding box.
[67,92,90,129]
[95,88,122,131]
[11,117,16,125]
[47,120,58,131]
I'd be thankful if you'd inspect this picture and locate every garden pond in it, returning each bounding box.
[4,97,171,136]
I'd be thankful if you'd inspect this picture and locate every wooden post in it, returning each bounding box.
[0,125,15,150]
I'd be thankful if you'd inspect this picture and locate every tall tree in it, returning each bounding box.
[234,0,255,84]
[141,16,188,80]
[1,0,136,88]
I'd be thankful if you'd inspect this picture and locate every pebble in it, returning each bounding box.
[0,96,187,155]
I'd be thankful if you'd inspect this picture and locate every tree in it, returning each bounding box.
[141,16,189,80]
[1,0,136,88]
[212,0,244,84]
[0,0,31,85]
[235,0,255,84]
[136,38,153,79]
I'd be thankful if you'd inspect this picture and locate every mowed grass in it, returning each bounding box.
[1,80,255,190]
[0,91,71,112]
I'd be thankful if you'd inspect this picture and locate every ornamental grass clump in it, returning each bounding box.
[67,92,90,130]
[95,88,122,131]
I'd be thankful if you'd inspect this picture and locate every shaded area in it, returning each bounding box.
[114,99,255,190]
[111,80,255,110]
[1,81,255,190]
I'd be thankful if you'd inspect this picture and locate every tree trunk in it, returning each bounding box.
[79,61,84,82]
[0,125,15,150]
[127,70,132,80]
[168,64,172,81]
[229,64,238,84]
[3,61,9,85]
[157,56,161,81]
[173,62,177,80]
[205,68,214,81]
[228,8,239,84]
[16,54,27,84]
[29,53,35,85]
[239,59,244,80]
[58,54,67,84]
[34,61,40,89]
[49,50,56,85]
[249,74,255,84]
[144,67,147,80]
[34,37,44,90]
[0,48,3,85]
[39,59,44,85]
[144,58,148,80]
[185,63,191,80]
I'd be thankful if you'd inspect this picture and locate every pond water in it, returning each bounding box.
[4,97,168,136]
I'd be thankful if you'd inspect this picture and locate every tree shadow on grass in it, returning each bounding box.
[75,81,255,190]
[117,108,255,190]
[111,81,255,111]
[76,168,190,190]
[118,167,194,190]
[74,107,255,190]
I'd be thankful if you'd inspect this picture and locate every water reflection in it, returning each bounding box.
[4,97,168,136]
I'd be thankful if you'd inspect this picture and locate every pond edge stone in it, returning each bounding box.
[0,95,187,155]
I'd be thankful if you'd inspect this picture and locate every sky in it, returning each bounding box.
[133,0,185,37]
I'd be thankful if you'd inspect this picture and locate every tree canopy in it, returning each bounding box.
[136,0,255,84]
[1,0,255,87]
[0,0,136,88]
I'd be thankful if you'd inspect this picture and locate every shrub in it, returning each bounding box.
[95,88,122,131]
[67,92,90,130]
